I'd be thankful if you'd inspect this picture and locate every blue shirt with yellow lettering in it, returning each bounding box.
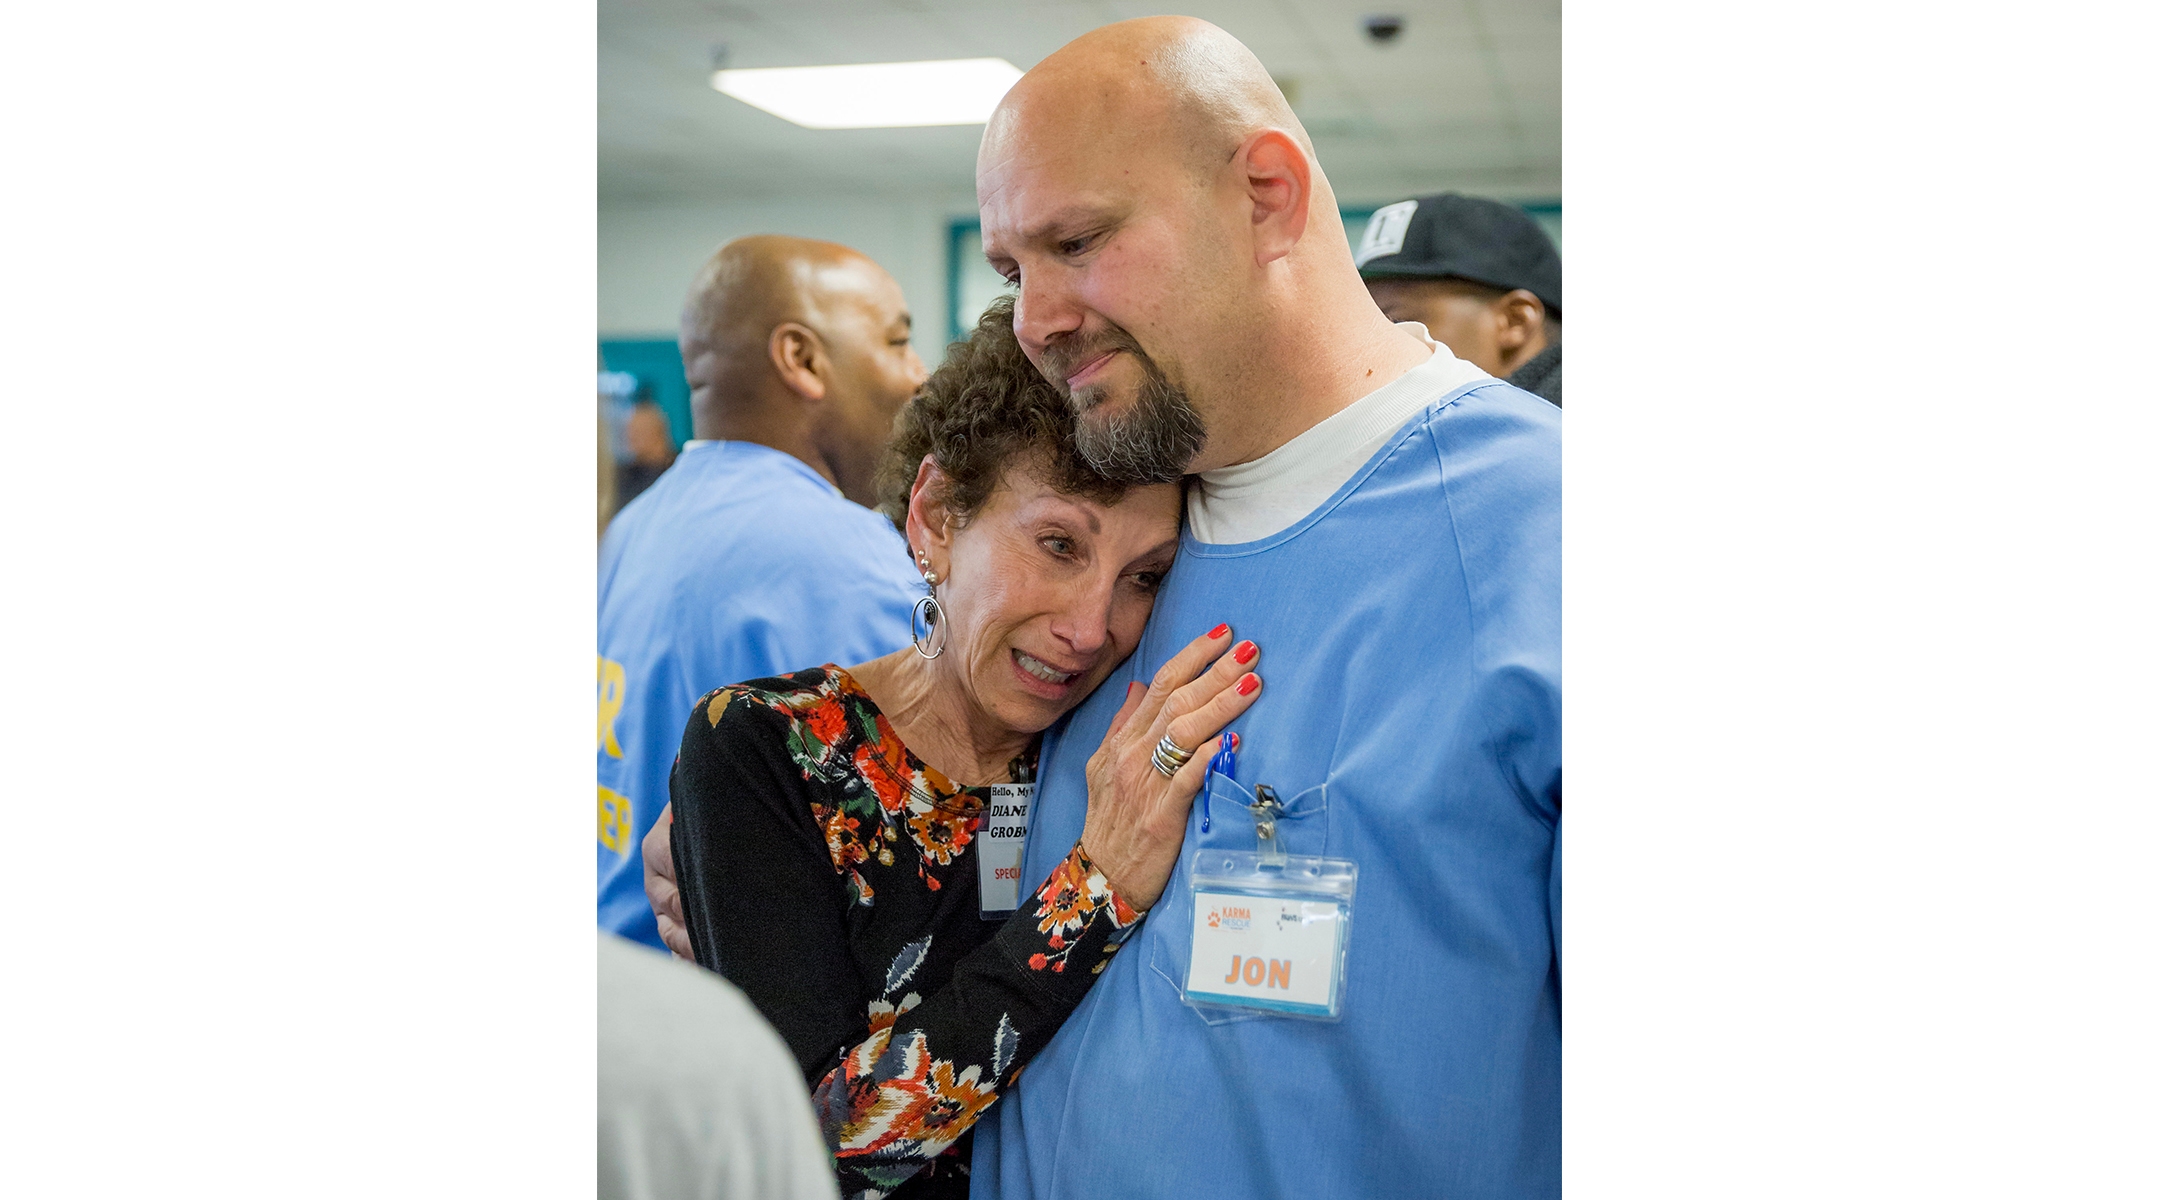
[598,440,919,949]
[973,378,1561,1199]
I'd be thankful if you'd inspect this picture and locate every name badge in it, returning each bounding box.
[1182,852,1357,1020]
[976,783,1032,917]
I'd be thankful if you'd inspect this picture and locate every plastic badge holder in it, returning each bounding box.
[1181,850,1358,1021]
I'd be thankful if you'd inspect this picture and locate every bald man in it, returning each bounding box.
[598,235,927,951]
[967,20,1560,1198]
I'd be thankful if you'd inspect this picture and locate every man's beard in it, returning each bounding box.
[1042,327,1207,484]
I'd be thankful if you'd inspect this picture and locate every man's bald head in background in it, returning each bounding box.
[679,235,927,505]
[977,17,1424,480]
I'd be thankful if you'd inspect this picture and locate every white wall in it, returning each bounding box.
[598,192,977,360]
[601,190,1559,358]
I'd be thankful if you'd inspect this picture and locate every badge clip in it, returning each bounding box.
[1251,784,1287,867]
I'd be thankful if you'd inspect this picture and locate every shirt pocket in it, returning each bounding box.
[1146,772,1329,1026]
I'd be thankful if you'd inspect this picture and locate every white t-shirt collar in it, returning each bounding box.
[1185,324,1490,545]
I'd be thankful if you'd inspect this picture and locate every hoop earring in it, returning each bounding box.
[911,593,947,660]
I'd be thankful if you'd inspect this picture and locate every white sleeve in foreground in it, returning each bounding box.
[599,934,837,1200]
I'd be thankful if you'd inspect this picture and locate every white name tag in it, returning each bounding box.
[976,783,1032,916]
[1184,889,1346,1015]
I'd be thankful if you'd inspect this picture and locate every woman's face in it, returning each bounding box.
[928,467,1182,737]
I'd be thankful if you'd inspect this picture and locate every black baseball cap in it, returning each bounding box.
[1356,193,1561,317]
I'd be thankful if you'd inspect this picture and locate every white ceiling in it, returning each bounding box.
[599,0,1559,208]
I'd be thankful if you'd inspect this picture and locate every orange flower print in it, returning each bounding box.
[818,1019,999,1166]
[804,696,850,751]
[854,740,913,815]
[1026,845,1139,973]
[920,1058,997,1141]
[831,1027,934,1154]
[1032,850,1100,939]
[905,803,976,867]
[819,808,870,872]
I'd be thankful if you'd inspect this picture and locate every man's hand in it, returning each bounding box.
[642,803,693,959]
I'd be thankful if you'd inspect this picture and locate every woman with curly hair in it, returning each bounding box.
[666,297,1264,1199]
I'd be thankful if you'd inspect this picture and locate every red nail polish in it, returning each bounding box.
[1208,623,1230,639]
[1237,674,1259,695]
[1234,641,1257,664]
[1230,732,1240,750]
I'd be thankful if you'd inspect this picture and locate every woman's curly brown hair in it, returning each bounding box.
[876,296,1132,531]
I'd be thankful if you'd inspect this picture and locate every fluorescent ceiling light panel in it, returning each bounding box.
[712,58,1024,129]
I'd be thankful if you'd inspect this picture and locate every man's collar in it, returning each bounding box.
[673,440,842,497]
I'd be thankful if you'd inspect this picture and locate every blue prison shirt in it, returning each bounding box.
[598,441,920,949]
[972,378,1561,1199]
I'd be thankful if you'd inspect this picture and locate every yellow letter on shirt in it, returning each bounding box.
[599,786,633,853]
[597,656,626,758]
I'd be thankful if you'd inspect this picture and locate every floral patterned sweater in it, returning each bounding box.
[669,666,1142,1200]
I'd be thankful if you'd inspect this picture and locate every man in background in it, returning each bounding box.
[598,234,927,951]
[1358,191,1563,405]
[611,399,678,515]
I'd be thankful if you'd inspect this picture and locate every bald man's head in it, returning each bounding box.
[679,235,893,393]
[986,17,1315,183]
[678,235,927,504]
[976,17,1390,478]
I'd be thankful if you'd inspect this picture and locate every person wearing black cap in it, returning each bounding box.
[1356,192,1563,405]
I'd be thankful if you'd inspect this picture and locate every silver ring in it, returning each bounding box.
[1150,732,1195,779]
[1155,732,1196,766]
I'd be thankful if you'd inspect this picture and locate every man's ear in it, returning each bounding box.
[904,456,956,579]
[770,322,830,402]
[1493,290,1547,354]
[1236,129,1313,266]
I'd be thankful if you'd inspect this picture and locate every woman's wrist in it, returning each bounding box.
[1073,838,1151,917]
[1064,840,1146,924]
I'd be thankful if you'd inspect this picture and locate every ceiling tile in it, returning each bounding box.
[600,0,1557,204]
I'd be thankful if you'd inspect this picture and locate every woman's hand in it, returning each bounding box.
[1079,624,1262,912]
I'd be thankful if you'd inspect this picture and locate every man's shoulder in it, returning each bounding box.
[1408,378,1560,501]
[1313,378,1554,536]
[726,491,908,569]
[615,465,908,582]
[1415,382,1561,655]
[716,450,907,561]
[1422,375,1559,435]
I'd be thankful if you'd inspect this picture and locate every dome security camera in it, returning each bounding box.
[1363,15,1406,44]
